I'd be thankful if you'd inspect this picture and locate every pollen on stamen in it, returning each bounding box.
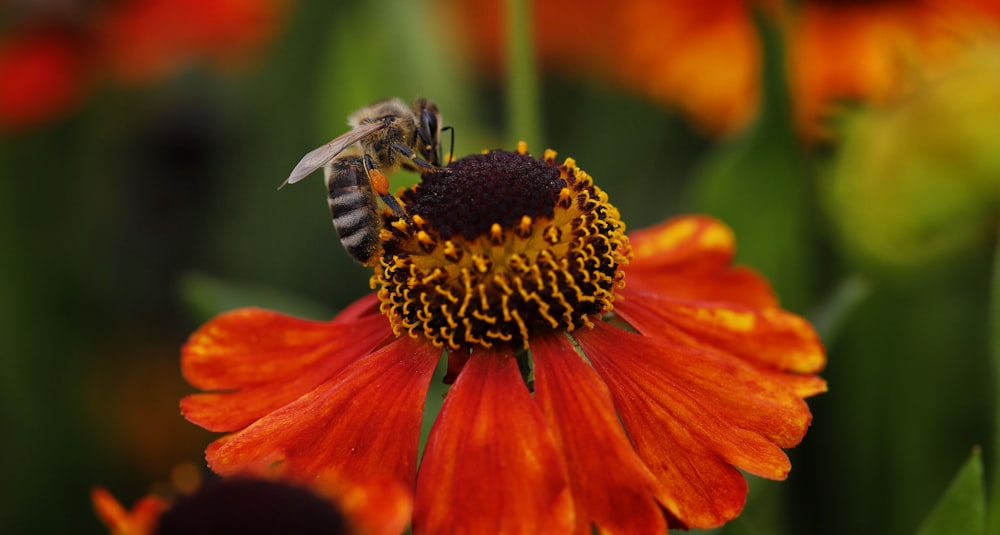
[371,147,630,349]
[443,240,462,262]
[489,223,504,246]
[417,230,435,248]
[517,215,533,238]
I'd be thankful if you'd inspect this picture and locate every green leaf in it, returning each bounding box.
[915,449,986,535]
[178,271,334,322]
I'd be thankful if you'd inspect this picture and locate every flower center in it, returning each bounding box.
[372,145,630,349]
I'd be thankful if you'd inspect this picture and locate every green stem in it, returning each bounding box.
[504,0,542,149]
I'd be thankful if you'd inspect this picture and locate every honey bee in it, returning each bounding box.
[281,97,447,265]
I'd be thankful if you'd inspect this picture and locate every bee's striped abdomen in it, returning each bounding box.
[325,155,381,265]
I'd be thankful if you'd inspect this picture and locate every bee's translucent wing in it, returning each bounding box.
[279,121,387,189]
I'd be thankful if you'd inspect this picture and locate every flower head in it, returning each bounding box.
[376,146,626,349]
[182,145,825,532]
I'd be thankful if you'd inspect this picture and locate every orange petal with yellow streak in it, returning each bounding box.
[616,286,826,375]
[181,309,393,432]
[204,336,440,488]
[626,216,776,307]
[413,347,574,535]
[532,333,668,534]
[577,323,813,529]
[629,215,735,266]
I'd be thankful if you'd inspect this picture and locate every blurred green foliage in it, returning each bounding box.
[1,1,997,533]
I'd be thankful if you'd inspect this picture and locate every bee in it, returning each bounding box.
[281,97,447,265]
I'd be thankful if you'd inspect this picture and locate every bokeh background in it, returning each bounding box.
[2,0,999,533]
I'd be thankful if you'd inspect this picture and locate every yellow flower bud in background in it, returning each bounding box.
[824,37,1000,278]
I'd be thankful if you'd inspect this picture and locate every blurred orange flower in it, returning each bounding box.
[92,487,167,535]
[97,0,289,83]
[93,474,409,535]
[787,0,1000,137]
[0,27,88,130]
[610,0,762,135]
[448,0,1000,137]
[180,147,825,532]
[0,0,289,131]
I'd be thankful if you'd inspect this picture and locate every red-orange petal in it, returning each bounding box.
[181,309,393,432]
[616,287,826,375]
[442,349,468,385]
[413,347,574,535]
[756,365,829,398]
[532,332,667,534]
[92,487,167,535]
[577,323,814,529]
[204,336,440,487]
[182,308,390,390]
[332,292,382,322]
[626,216,777,307]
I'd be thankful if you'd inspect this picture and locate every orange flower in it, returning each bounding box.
[445,0,760,134]
[181,146,825,532]
[444,0,613,74]
[448,0,1000,137]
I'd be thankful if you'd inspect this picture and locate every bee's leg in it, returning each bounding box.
[364,154,409,220]
[441,125,455,164]
[390,142,436,170]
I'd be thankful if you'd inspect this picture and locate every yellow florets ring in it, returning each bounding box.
[372,144,630,350]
